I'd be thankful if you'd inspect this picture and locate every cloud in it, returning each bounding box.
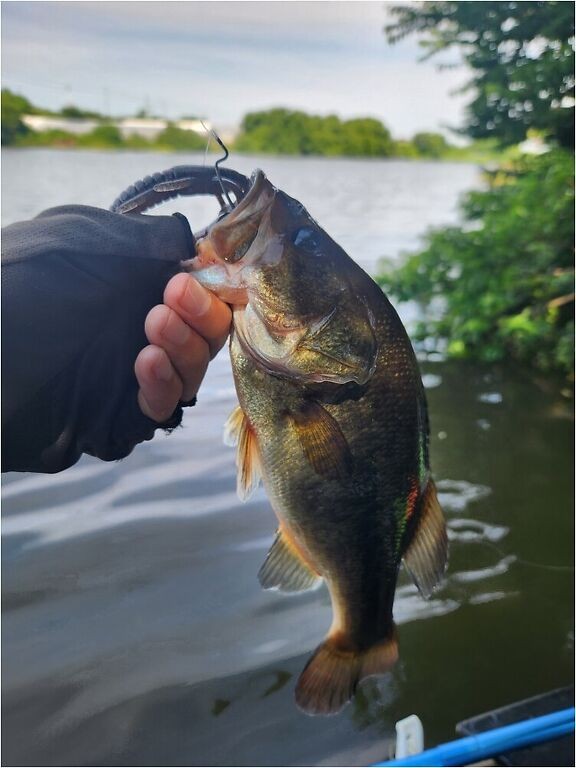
[1,1,470,136]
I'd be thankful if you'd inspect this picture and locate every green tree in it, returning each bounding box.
[60,104,104,120]
[341,118,394,156]
[1,89,32,145]
[380,1,575,378]
[78,124,123,148]
[412,131,449,157]
[378,150,574,375]
[386,1,575,148]
[235,108,394,157]
[156,123,206,151]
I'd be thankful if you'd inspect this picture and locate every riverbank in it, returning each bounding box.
[5,135,515,165]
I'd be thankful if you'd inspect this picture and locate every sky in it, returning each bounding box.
[1,1,471,139]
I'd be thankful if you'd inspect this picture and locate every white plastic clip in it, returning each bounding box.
[395,714,424,759]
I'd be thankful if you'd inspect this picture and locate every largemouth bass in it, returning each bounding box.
[187,170,448,715]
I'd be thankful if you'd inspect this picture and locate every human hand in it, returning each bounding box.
[2,205,227,473]
[135,273,231,423]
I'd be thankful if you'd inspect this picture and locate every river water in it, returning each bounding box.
[2,149,573,767]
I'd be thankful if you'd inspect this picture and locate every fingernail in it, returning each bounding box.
[181,277,212,317]
[154,355,173,382]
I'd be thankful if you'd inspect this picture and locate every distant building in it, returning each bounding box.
[22,115,100,134]
[117,118,167,139]
[177,119,210,134]
[118,118,212,139]
[21,114,214,140]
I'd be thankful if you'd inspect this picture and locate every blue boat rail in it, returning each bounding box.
[372,707,575,767]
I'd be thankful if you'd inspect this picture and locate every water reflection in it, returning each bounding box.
[451,555,517,584]
[448,519,507,542]
[478,392,504,404]
[436,479,492,513]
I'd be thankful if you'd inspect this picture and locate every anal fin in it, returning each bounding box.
[403,479,448,598]
[224,405,262,502]
[259,527,323,593]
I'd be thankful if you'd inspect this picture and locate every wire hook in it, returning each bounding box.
[201,121,234,210]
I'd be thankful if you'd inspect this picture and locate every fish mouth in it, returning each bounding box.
[185,169,275,304]
[192,169,269,248]
[228,168,268,217]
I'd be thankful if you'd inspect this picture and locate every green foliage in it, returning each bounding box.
[1,89,208,152]
[412,131,449,158]
[441,137,519,163]
[235,108,394,157]
[393,139,421,158]
[1,89,32,145]
[386,1,575,148]
[4,89,510,163]
[14,129,80,148]
[78,124,123,147]
[155,123,206,151]
[377,151,575,376]
[60,104,105,119]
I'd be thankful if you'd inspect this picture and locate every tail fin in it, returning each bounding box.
[295,631,398,715]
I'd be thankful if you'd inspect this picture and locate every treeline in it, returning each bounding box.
[234,108,494,160]
[12,123,207,153]
[235,109,396,156]
[1,89,206,152]
[3,88,499,161]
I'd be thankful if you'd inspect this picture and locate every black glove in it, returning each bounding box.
[1,205,196,473]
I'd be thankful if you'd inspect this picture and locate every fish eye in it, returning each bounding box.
[292,227,321,250]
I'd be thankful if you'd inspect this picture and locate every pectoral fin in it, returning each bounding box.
[224,405,262,501]
[402,479,448,598]
[289,402,353,481]
[259,526,322,593]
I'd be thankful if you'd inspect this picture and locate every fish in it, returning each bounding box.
[187,170,448,715]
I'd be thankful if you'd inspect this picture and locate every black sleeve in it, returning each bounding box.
[1,205,196,474]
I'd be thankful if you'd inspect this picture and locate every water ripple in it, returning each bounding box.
[448,517,509,543]
[469,590,518,606]
[451,554,517,583]
[436,479,492,513]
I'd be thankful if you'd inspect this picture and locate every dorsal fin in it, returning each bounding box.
[259,526,323,593]
[402,479,448,598]
[224,405,262,501]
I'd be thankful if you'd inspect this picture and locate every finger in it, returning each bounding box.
[145,304,210,402]
[134,345,183,423]
[164,273,231,358]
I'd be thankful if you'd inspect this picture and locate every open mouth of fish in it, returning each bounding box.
[184,169,277,306]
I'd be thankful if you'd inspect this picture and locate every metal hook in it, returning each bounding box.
[201,121,234,210]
